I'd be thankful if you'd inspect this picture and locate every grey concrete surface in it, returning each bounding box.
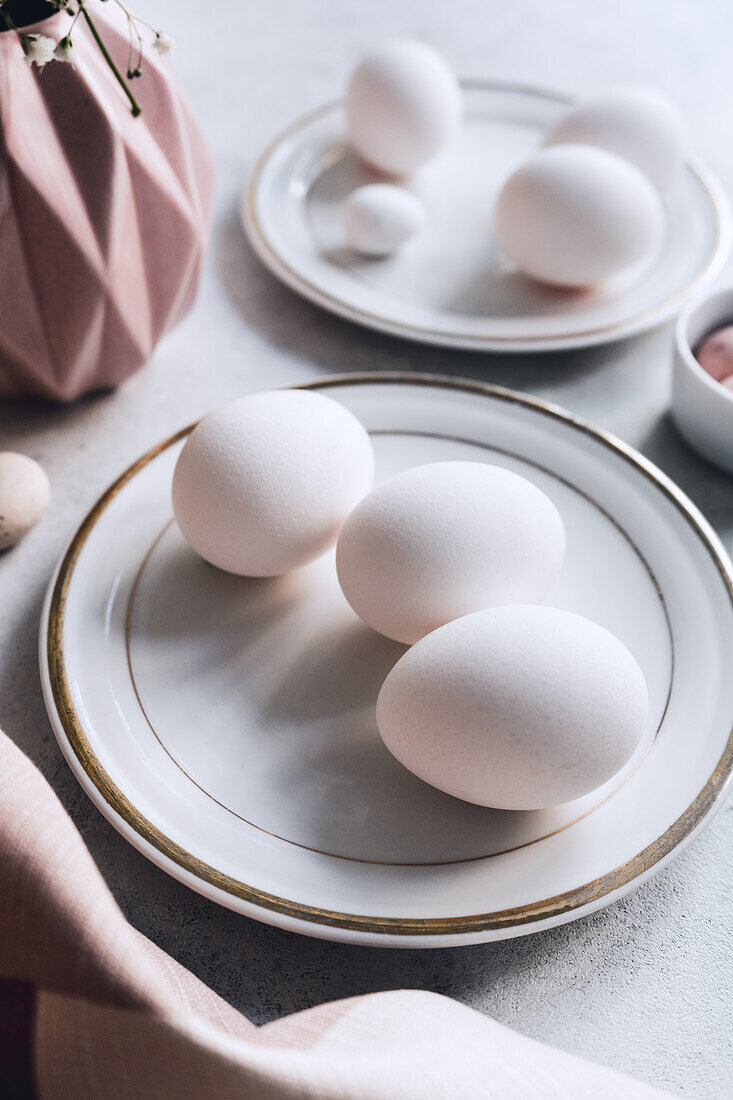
[1,1,731,1095]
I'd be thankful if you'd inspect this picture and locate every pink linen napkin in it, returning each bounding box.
[0,729,672,1099]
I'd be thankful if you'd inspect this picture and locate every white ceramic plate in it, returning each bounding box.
[243,80,730,352]
[40,375,733,947]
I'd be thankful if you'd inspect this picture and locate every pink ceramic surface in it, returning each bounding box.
[0,11,213,401]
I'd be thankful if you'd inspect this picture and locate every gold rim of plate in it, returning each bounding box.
[243,79,731,349]
[46,373,733,936]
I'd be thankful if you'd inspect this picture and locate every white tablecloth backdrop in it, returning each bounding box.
[1,1,731,1095]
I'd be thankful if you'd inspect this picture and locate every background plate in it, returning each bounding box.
[243,81,730,351]
[41,375,733,946]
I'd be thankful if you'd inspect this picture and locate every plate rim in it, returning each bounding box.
[41,373,733,941]
[242,78,731,352]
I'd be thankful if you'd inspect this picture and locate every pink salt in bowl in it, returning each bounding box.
[672,287,733,475]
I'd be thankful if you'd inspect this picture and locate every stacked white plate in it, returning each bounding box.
[243,80,729,352]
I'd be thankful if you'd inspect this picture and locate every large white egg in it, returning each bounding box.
[544,86,687,193]
[346,39,462,175]
[494,144,664,287]
[376,605,649,810]
[172,390,374,577]
[344,184,426,256]
[336,461,565,645]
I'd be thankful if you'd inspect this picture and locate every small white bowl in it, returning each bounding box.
[672,287,733,475]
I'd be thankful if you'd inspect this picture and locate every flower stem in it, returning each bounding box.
[0,7,19,32]
[78,2,140,116]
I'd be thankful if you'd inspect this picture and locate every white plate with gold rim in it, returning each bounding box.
[243,80,730,352]
[40,375,733,946]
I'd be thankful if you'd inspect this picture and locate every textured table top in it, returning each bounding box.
[2,1,731,1095]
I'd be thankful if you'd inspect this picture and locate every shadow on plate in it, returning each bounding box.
[214,196,620,391]
[128,528,579,865]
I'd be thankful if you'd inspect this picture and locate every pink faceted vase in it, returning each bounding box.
[0,10,213,401]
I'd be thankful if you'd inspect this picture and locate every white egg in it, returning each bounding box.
[172,390,374,577]
[336,461,565,645]
[494,144,664,287]
[346,39,462,175]
[544,86,687,193]
[0,451,50,550]
[343,184,425,256]
[377,605,649,810]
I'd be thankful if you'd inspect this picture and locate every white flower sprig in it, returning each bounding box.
[0,0,172,115]
[21,31,56,67]
[152,30,172,55]
[54,33,76,62]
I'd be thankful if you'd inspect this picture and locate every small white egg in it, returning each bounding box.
[494,144,664,288]
[172,390,374,577]
[343,184,425,256]
[376,605,649,810]
[336,461,565,645]
[346,39,462,175]
[0,452,50,550]
[544,86,687,193]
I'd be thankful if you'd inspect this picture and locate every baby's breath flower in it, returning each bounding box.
[21,33,56,69]
[54,35,77,63]
[152,31,173,55]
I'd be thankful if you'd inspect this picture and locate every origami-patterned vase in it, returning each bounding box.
[0,11,213,401]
